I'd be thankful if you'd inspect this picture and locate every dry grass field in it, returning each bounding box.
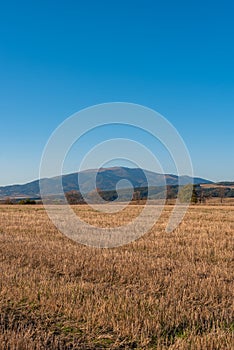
[0,204,233,349]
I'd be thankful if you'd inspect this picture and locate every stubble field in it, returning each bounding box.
[0,204,233,349]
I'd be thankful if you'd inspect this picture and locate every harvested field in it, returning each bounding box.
[0,204,233,349]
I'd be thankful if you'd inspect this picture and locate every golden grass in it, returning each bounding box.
[0,204,233,349]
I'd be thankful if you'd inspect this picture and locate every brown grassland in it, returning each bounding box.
[0,204,233,349]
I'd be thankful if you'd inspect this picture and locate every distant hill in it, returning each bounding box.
[0,167,213,199]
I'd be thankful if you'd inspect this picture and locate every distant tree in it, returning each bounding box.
[132,190,141,204]
[97,189,118,202]
[65,191,85,204]
[226,188,234,197]
[166,185,178,199]
[178,184,198,204]
[19,198,36,205]
[197,185,207,204]
[191,186,198,204]
[4,197,14,205]
[219,187,225,204]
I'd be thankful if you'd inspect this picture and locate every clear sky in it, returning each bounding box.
[0,0,233,185]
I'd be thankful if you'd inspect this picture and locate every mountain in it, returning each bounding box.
[0,167,213,198]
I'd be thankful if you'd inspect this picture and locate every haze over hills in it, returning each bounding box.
[0,167,213,199]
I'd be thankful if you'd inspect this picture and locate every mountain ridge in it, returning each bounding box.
[0,166,213,198]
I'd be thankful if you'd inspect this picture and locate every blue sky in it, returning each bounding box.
[0,0,233,185]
